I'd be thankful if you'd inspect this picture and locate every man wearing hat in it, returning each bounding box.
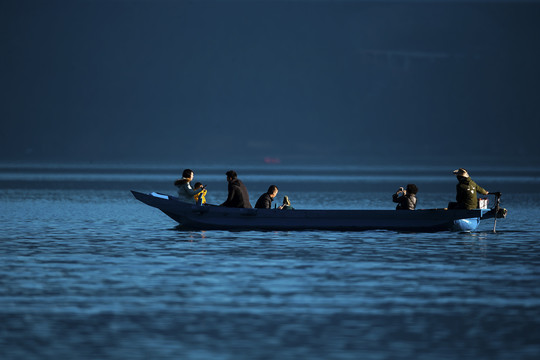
[450,168,489,210]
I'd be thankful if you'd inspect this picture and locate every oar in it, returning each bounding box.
[489,192,502,233]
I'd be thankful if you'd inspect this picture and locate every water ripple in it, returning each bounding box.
[1,188,540,359]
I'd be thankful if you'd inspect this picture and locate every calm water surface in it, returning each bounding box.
[1,164,539,359]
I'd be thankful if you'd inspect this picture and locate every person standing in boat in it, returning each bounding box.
[392,184,418,210]
[449,168,489,210]
[221,170,252,208]
[174,169,205,204]
[255,185,279,209]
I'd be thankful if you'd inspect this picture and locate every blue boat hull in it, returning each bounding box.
[131,191,496,232]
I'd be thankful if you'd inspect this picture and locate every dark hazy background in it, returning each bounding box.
[2,0,539,165]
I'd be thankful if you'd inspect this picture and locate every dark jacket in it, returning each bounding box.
[392,193,417,210]
[221,179,252,208]
[255,192,273,209]
[456,177,488,210]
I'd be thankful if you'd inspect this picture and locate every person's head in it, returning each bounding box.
[182,169,194,180]
[453,168,469,180]
[194,182,203,189]
[267,185,278,198]
[406,184,418,195]
[225,170,237,182]
[282,196,290,206]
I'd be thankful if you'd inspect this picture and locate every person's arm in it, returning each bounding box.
[182,183,204,197]
[392,191,405,203]
[476,182,489,195]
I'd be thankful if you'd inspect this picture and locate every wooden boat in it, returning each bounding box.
[131,191,506,232]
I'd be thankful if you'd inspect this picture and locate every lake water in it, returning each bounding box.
[1,163,540,359]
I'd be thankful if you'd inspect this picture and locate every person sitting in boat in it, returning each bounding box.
[174,169,206,204]
[448,168,489,210]
[220,170,252,208]
[392,184,418,210]
[193,182,207,205]
[279,195,294,210]
[255,185,279,209]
